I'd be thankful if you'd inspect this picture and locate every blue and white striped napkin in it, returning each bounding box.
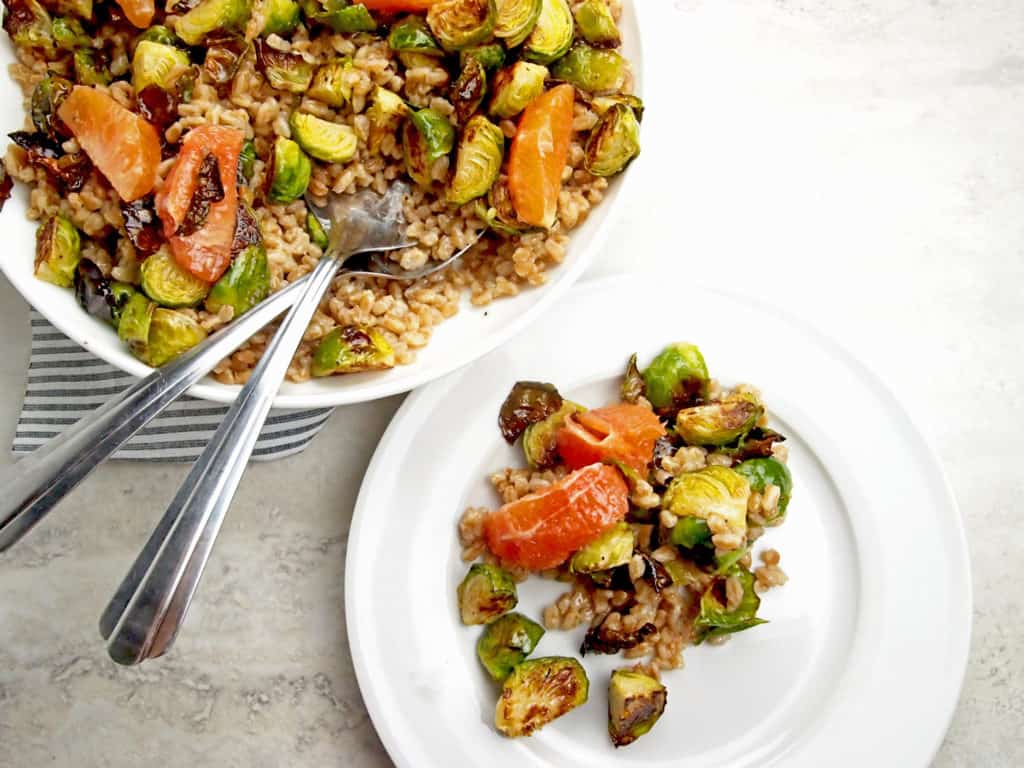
[13,310,333,461]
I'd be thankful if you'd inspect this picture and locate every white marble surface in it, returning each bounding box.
[1,0,1021,765]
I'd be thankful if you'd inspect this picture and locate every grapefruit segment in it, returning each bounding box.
[556,404,666,475]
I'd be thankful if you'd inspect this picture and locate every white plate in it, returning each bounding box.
[346,275,971,768]
[0,6,645,409]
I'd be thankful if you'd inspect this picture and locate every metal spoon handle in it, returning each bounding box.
[0,274,312,554]
[103,257,341,665]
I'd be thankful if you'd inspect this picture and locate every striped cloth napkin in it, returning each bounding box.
[13,310,334,461]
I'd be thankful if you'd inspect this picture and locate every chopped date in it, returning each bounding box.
[230,199,262,253]
[9,131,91,192]
[121,197,163,255]
[580,614,657,656]
[0,167,12,211]
[136,85,178,130]
[177,152,224,237]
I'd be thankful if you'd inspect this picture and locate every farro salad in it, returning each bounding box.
[457,342,793,745]
[1,0,639,382]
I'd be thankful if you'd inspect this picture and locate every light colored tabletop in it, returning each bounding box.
[1,1,1020,766]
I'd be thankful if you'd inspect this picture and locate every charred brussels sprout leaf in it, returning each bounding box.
[402,121,433,187]
[367,86,409,152]
[591,92,645,121]
[311,325,396,376]
[477,612,545,682]
[306,210,329,249]
[457,562,517,625]
[312,0,376,33]
[460,43,504,70]
[135,307,207,366]
[206,243,269,316]
[675,397,762,447]
[260,0,300,35]
[426,0,496,52]
[621,353,645,403]
[73,48,111,86]
[176,0,252,47]
[584,102,640,176]
[734,457,792,523]
[581,613,656,656]
[387,15,442,56]
[498,380,562,443]
[30,73,73,139]
[265,135,311,203]
[51,16,88,51]
[34,214,81,288]
[473,176,537,236]
[522,0,572,64]
[570,522,634,574]
[140,248,211,307]
[289,111,358,162]
[204,35,249,88]
[450,56,487,125]
[308,58,353,106]
[551,43,627,93]
[574,0,620,47]
[403,107,454,186]
[608,669,666,747]
[117,290,155,347]
[641,342,709,415]
[493,0,540,47]
[255,39,314,92]
[719,426,787,462]
[488,60,547,119]
[495,657,588,737]
[133,40,192,92]
[670,515,711,549]
[448,113,503,205]
[3,0,55,56]
[523,399,583,468]
[662,465,750,541]
[74,258,115,324]
[694,566,766,644]
[237,138,257,184]
[121,197,163,255]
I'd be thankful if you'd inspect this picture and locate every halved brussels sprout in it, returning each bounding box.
[675,397,762,447]
[289,111,358,163]
[447,114,503,205]
[260,0,300,35]
[312,0,376,33]
[451,57,487,125]
[34,214,81,288]
[238,138,257,184]
[109,282,138,326]
[403,107,455,186]
[387,15,442,56]
[140,248,211,307]
[135,24,182,48]
[51,16,88,51]
[495,657,588,737]
[30,72,73,140]
[734,457,793,524]
[477,612,545,682]
[457,562,517,625]
[498,379,562,443]
[135,307,207,366]
[367,86,410,152]
[608,669,666,747]
[460,43,505,70]
[522,399,583,468]
[255,39,314,92]
[669,515,711,549]
[2,0,55,56]
[175,0,252,46]
[493,0,540,47]
[205,243,269,316]
[402,122,433,187]
[522,0,572,64]
[570,522,634,574]
[551,43,627,93]
[73,48,110,86]
[662,465,750,541]
[693,565,767,644]
[426,0,496,52]
[133,40,192,93]
[117,290,155,347]
[641,342,709,415]
[308,58,354,107]
[591,92,645,121]
[265,135,312,203]
[311,325,396,376]
[306,210,329,249]
[573,0,620,47]
[489,60,547,119]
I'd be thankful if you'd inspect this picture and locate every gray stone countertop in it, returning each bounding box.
[0,1,1021,766]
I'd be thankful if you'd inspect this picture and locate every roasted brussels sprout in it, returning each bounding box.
[34,214,81,288]
[134,307,208,366]
[312,0,376,33]
[116,290,155,347]
[522,399,582,468]
[307,58,354,107]
[476,612,545,682]
[460,43,505,70]
[306,210,329,249]
[581,613,656,655]
[52,0,91,20]
[255,38,314,92]
[51,16,88,51]
[205,243,269,316]
[30,73,72,140]
[265,135,312,203]
[311,325,396,376]
[73,48,111,86]
[608,669,666,747]
[203,34,249,89]
[426,0,496,52]
[135,24,182,48]
[237,138,257,185]
[495,657,588,737]
[289,111,358,162]
[570,522,633,574]
[670,515,711,549]
[260,0,300,35]
[574,0,620,47]
[493,0,540,47]
[488,60,547,119]
[367,86,410,152]
[74,258,116,324]
[590,92,645,121]
[551,43,627,93]
[387,15,443,56]
[140,248,211,307]
[448,114,503,205]
[396,50,439,69]
[132,40,192,92]
[2,0,55,56]
[457,562,518,625]
[403,107,455,186]
[584,102,640,177]
[450,57,487,125]
[675,397,762,447]
[176,0,252,47]
[694,565,766,644]
[641,342,710,415]
[662,466,750,541]
[498,380,562,443]
[522,0,572,64]
[734,457,792,524]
